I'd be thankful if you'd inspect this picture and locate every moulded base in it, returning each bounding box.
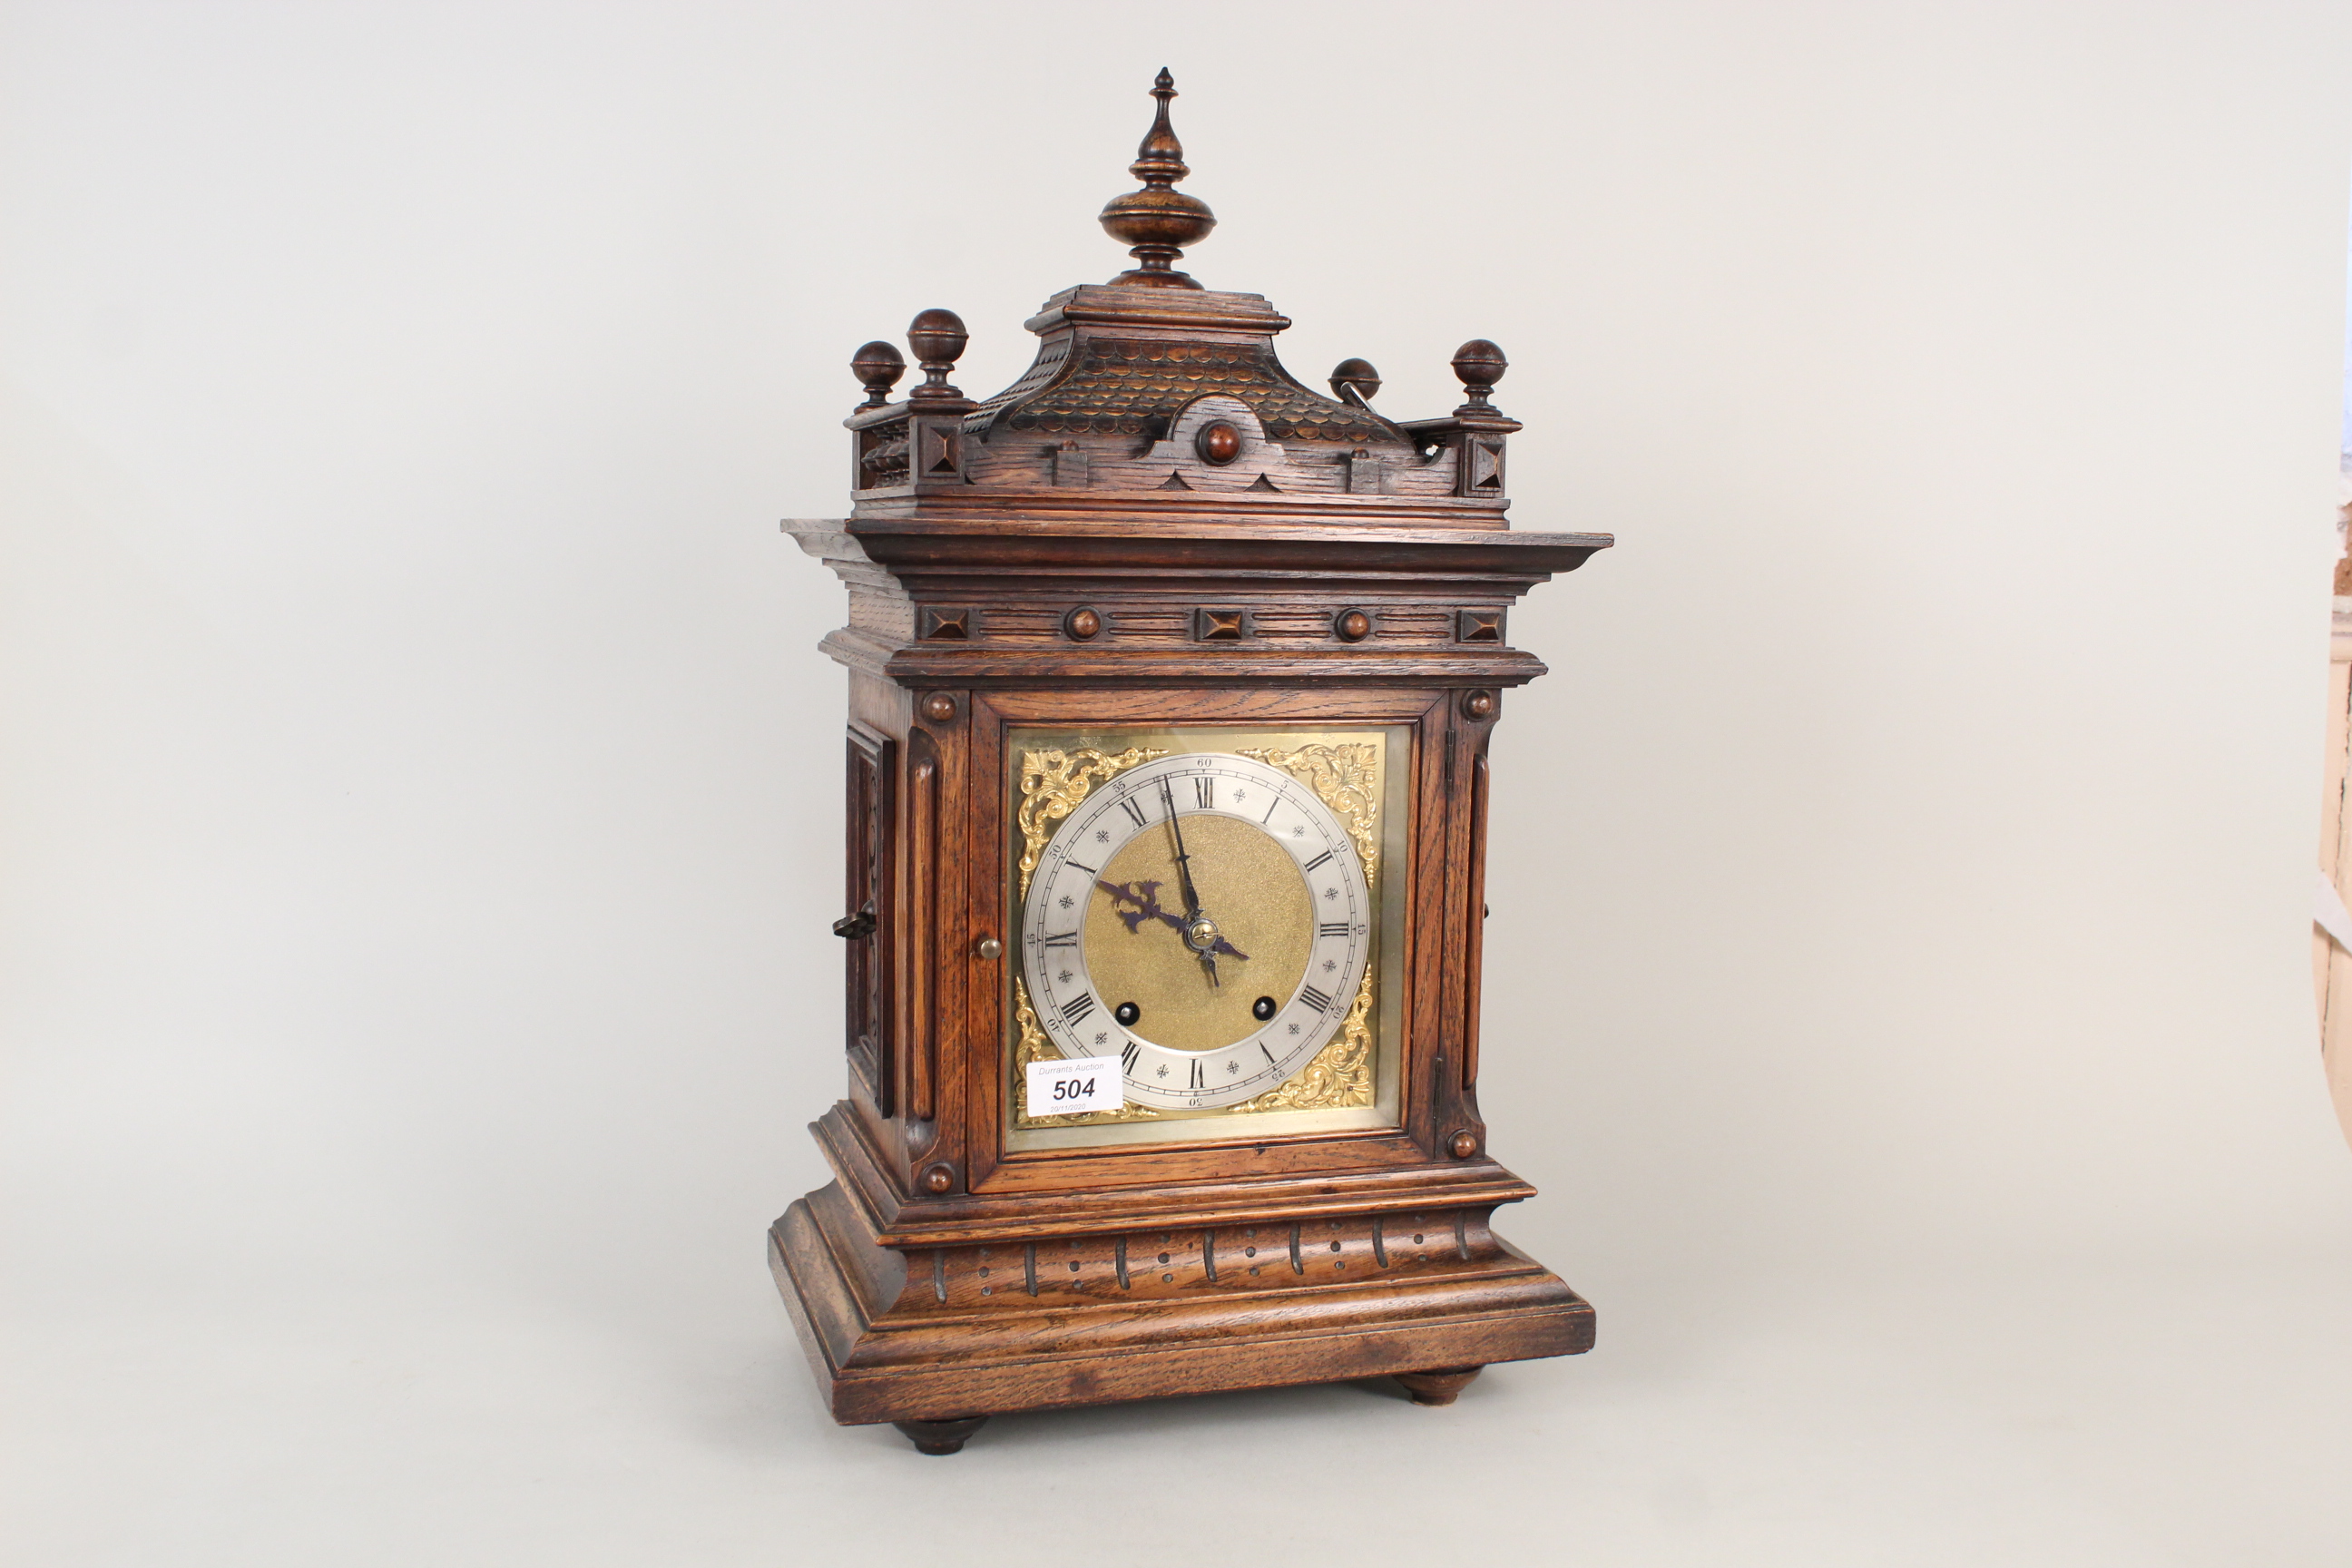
[769,1179,1592,1428]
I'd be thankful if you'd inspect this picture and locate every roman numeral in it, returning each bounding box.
[1318,922,1350,937]
[1299,985,1334,1014]
[1059,994,1095,1024]
[1117,796,1148,828]
[1189,1060,1205,1090]
[1301,850,1333,873]
[1122,1043,1140,1073]
[1192,776,1214,810]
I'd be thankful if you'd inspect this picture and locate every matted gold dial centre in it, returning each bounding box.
[1084,814,1312,1053]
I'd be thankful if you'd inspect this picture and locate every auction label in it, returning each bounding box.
[1024,1054,1122,1116]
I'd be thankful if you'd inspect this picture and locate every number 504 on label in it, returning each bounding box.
[1024,1054,1123,1116]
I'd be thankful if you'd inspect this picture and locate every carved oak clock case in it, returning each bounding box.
[772,72,1610,1454]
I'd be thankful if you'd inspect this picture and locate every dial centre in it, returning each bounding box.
[1083,808,1312,1054]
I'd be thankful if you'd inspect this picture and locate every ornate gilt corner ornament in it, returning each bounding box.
[1224,969,1374,1113]
[1016,746,1171,897]
[1238,742,1379,884]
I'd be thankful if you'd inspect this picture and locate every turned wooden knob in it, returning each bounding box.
[1334,608,1373,642]
[1396,1367,1483,1406]
[850,340,904,408]
[1451,338,1507,409]
[922,693,957,722]
[895,1415,988,1455]
[1462,690,1496,720]
[906,309,968,403]
[921,1163,956,1195]
[1329,358,1382,407]
[1195,421,1241,465]
[1449,1130,1480,1160]
[1064,606,1102,640]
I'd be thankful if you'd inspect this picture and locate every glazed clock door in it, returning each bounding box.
[1004,724,1408,1152]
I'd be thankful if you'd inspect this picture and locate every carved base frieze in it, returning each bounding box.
[770,1179,1592,1426]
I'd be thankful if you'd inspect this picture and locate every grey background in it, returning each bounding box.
[5,2,2351,1563]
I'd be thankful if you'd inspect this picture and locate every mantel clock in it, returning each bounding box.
[773,71,1611,1454]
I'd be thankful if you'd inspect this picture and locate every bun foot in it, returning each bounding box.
[893,1416,988,1455]
[1395,1367,1483,1406]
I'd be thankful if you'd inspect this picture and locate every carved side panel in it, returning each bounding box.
[1459,436,1506,496]
[857,416,910,491]
[904,730,943,1123]
[846,726,897,1114]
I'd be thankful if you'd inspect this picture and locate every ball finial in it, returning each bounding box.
[906,309,968,404]
[851,340,905,409]
[1329,358,1383,408]
[1098,68,1216,289]
[1451,339,1508,415]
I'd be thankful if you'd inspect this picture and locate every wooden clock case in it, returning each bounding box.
[771,73,1611,1454]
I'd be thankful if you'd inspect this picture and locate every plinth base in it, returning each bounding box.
[770,1179,1592,1438]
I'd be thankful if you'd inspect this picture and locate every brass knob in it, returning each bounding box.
[975,936,1003,960]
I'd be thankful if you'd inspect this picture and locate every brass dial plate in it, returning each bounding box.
[1003,724,1407,1151]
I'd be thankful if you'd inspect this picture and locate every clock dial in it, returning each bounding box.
[1022,751,1373,1111]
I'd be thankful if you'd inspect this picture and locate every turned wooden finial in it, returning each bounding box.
[1329,358,1382,408]
[1451,339,1508,416]
[1098,68,1216,290]
[906,309,968,404]
[851,340,905,408]
[1132,66,1187,183]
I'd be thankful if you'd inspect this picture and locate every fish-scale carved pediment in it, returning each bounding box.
[977,337,1403,447]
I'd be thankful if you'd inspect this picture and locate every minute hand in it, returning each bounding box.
[1160,776,1220,988]
[1161,777,1203,919]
